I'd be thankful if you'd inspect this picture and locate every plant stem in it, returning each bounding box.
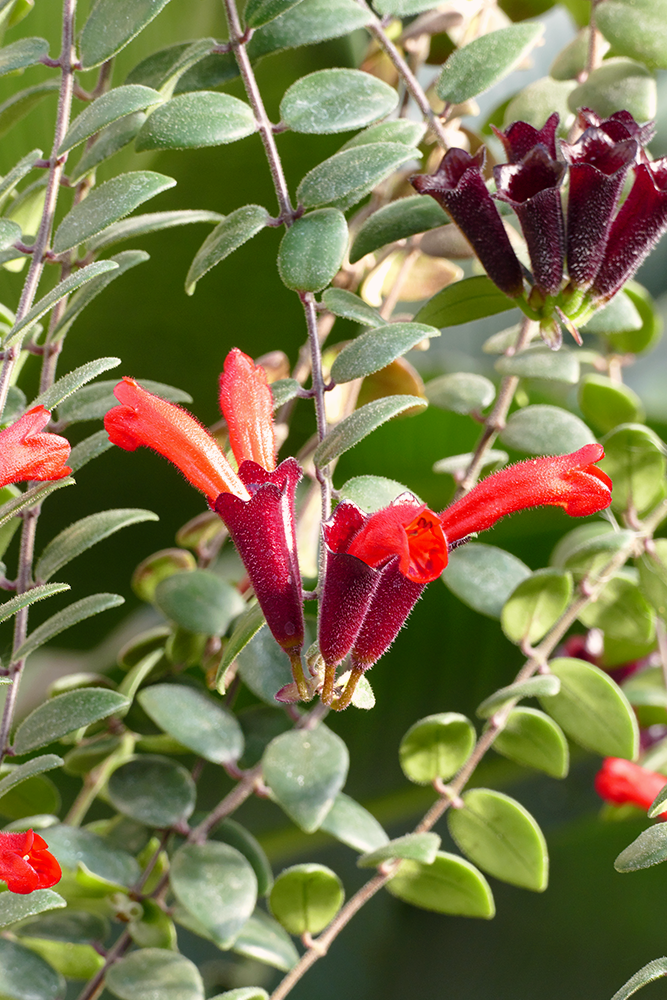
[269,496,667,1000]
[356,0,449,150]
[189,762,263,843]
[221,0,294,222]
[75,930,132,1000]
[452,316,534,501]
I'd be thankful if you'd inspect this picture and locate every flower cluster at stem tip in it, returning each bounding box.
[104,348,612,710]
[0,829,61,894]
[412,108,667,348]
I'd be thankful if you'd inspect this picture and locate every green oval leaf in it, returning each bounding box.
[0,889,65,930]
[321,287,381,326]
[136,91,256,151]
[0,37,49,77]
[214,819,273,897]
[0,586,70,626]
[313,394,426,467]
[248,0,373,60]
[578,577,656,647]
[231,908,298,972]
[499,404,596,455]
[579,375,644,434]
[216,602,266,693]
[52,171,176,254]
[0,148,42,208]
[14,593,125,665]
[245,0,306,28]
[297,142,420,211]
[341,119,426,151]
[583,289,642,337]
[0,218,20,251]
[171,842,257,948]
[567,57,656,122]
[0,480,74,533]
[236,626,293,704]
[0,939,64,1000]
[319,792,389,852]
[425,372,495,414]
[70,113,147,184]
[638,537,667,621]
[5,262,119,344]
[443,543,531,619]
[437,23,544,104]
[31,357,121,412]
[0,754,63,799]
[185,204,269,294]
[448,788,548,891]
[476,675,561,719]
[13,687,130,755]
[0,81,58,141]
[80,0,175,69]
[88,209,223,253]
[68,431,113,472]
[278,208,347,292]
[501,568,573,645]
[338,475,415,512]
[332,323,438,384]
[106,949,204,1000]
[495,348,580,384]
[270,863,344,935]
[414,274,516,328]
[386,851,495,918]
[614,824,667,872]
[493,707,569,778]
[36,508,156,583]
[139,684,244,763]
[262,726,349,833]
[41,824,140,886]
[399,712,476,784]
[154,569,245,636]
[539,657,639,758]
[108,755,196,827]
[358,832,440,868]
[281,68,397,134]
[270,379,301,410]
[610,958,667,1000]
[349,195,447,264]
[600,424,666,516]
[58,85,163,154]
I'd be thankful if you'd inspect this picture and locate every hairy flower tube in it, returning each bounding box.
[492,112,559,163]
[0,829,61,894]
[595,757,667,814]
[0,406,71,488]
[320,445,611,709]
[104,358,308,696]
[411,147,525,299]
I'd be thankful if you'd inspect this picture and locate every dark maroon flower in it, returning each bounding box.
[494,145,566,295]
[411,147,524,298]
[578,108,655,149]
[216,458,306,692]
[491,112,559,163]
[561,128,638,290]
[591,156,667,301]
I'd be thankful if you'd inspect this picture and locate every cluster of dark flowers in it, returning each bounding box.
[412,109,667,348]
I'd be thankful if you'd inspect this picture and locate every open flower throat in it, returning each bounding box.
[105,358,612,709]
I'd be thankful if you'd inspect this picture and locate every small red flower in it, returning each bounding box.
[219,347,276,471]
[595,757,667,813]
[104,378,249,504]
[0,406,71,488]
[0,829,61,894]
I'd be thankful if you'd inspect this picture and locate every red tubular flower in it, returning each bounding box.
[591,156,667,302]
[219,348,276,471]
[0,829,61,893]
[439,444,612,543]
[215,457,305,667]
[491,112,559,163]
[411,147,525,299]
[561,128,638,290]
[318,497,446,703]
[319,446,611,709]
[104,378,249,504]
[0,406,71,488]
[595,757,667,813]
[494,145,566,295]
[578,108,655,148]
[105,365,307,697]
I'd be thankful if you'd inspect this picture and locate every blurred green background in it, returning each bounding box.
[2,2,667,998]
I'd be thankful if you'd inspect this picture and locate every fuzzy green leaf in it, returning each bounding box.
[58,85,163,154]
[415,275,516,328]
[0,37,48,76]
[108,755,196,827]
[349,195,447,264]
[35,508,157,583]
[186,204,269,294]
[106,949,204,1000]
[139,684,244,764]
[80,0,175,69]
[136,91,256,151]
[437,23,544,104]
[281,69,397,134]
[332,323,439,384]
[31,357,121,412]
[13,594,125,665]
[278,209,348,292]
[499,404,596,455]
[443,543,531,619]
[171,842,257,948]
[297,142,420,211]
[14,687,129,755]
[313,395,426,467]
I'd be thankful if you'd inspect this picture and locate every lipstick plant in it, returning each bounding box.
[0,2,666,1000]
